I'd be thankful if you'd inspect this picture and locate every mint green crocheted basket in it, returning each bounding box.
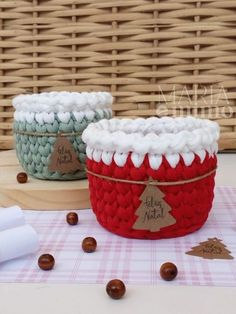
[14,109,111,180]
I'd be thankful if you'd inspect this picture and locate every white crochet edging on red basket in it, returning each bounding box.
[82,117,220,170]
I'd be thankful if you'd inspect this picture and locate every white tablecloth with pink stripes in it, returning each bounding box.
[0,186,236,287]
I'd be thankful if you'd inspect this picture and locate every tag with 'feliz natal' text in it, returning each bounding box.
[186,238,234,260]
[48,136,82,174]
[132,183,176,232]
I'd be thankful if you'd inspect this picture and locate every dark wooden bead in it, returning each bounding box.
[17,172,28,184]
[160,262,178,281]
[82,237,97,253]
[106,279,126,300]
[38,254,55,271]
[66,212,78,225]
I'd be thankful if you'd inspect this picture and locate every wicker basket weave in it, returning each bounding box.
[0,0,236,150]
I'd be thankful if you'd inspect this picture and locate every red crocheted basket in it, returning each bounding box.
[82,117,219,239]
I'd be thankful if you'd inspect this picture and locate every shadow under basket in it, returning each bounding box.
[83,117,219,239]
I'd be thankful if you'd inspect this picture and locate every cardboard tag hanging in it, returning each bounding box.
[48,135,82,174]
[133,181,176,232]
[186,238,234,260]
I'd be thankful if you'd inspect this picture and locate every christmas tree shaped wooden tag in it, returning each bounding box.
[186,238,234,260]
[133,181,176,232]
[48,135,82,174]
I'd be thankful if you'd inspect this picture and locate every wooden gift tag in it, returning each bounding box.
[186,238,234,260]
[48,135,82,174]
[133,182,176,232]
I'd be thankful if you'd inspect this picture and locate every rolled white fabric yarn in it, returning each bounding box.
[0,224,39,263]
[0,206,25,232]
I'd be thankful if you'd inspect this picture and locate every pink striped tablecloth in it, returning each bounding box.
[0,186,236,287]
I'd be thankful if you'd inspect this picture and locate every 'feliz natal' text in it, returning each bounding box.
[56,145,73,166]
[142,196,165,222]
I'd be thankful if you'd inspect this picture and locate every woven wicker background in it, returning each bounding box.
[0,0,236,150]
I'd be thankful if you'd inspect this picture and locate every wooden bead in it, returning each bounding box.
[38,254,55,271]
[66,212,78,225]
[17,172,28,184]
[106,279,126,300]
[160,262,178,281]
[82,237,97,253]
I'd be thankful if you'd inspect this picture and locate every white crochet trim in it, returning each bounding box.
[82,117,219,169]
[14,109,112,124]
[12,91,113,113]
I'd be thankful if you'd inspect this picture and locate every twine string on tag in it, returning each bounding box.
[86,168,217,186]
